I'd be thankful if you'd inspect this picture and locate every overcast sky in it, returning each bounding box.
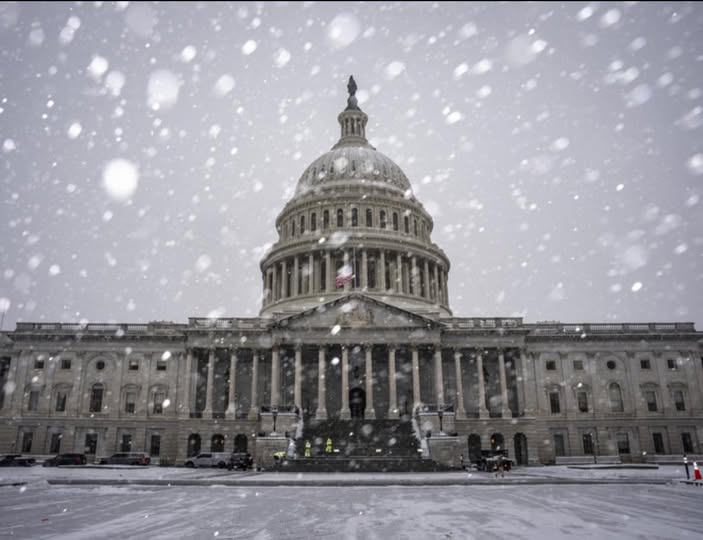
[1,2,702,330]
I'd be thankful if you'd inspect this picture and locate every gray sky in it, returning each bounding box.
[1,1,702,329]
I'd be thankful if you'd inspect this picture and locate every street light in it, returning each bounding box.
[272,408,278,435]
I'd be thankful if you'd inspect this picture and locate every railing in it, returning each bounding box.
[529,322,696,334]
[188,318,268,330]
[14,322,162,333]
[260,404,299,414]
[449,318,523,330]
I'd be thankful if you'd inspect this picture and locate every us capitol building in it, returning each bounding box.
[1,78,702,468]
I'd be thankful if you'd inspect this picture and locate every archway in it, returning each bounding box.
[234,434,248,453]
[490,433,504,452]
[468,434,482,463]
[514,433,528,465]
[349,387,366,419]
[187,434,201,457]
[211,434,225,452]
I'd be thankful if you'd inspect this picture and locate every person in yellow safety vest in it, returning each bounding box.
[325,437,333,453]
[304,440,311,457]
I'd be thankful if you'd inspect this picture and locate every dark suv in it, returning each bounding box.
[0,454,36,467]
[228,452,253,471]
[99,452,150,465]
[43,453,88,467]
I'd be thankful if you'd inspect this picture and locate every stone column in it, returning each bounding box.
[294,346,302,410]
[434,347,444,406]
[432,263,439,302]
[477,350,488,419]
[423,259,430,299]
[281,260,288,299]
[340,346,351,419]
[412,346,421,408]
[180,350,193,418]
[520,350,537,415]
[226,350,237,419]
[292,256,299,296]
[270,346,280,408]
[361,250,368,290]
[325,252,333,293]
[272,263,279,301]
[248,350,260,420]
[204,349,215,418]
[411,256,418,295]
[396,253,402,293]
[309,253,314,294]
[364,345,375,419]
[379,250,386,291]
[454,350,466,419]
[498,350,512,418]
[388,347,398,419]
[316,347,327,420]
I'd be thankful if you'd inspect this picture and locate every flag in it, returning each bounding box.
[335,264,354,288]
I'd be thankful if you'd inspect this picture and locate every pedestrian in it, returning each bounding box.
[460,453,465,470]
[304,440,311,458]
[494,454,505,478]
[684,453,690,479]
[325,437,333,453]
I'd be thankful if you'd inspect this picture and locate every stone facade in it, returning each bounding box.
[1,80,702,467]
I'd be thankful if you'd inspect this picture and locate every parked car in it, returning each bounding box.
[43,453,88,467]
[474,450,514,472]
[99,452,150,465]
[0,454,36,467]
[184,452,232,468]
[228,452,253,471]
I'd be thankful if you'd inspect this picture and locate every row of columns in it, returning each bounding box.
[187,346,517,421]
[264,250,449,306]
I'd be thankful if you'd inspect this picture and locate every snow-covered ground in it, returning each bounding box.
[1,466,703,539]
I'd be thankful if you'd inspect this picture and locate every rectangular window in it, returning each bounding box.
[573,360,583,371]
[546,360,556,371]
[682,433,694,454]
[673,390,686,411]
[121,434,132,452]
[653,433,665,454]
[351,208,358,227]
[150,435,161,457]
[404,215,409,233]
[365,209,372,227]
[311,212,317,231]
[50,433,62,454]
[21,432,33,453]
[129,359,139,371]
[125,392,136,414]
[28,390,39,412]
[553,433,566,457]
[337,209,344,227]
[323,210,329,229]
[34,358,44,370]
[577,391,588,413]
[153,392,165,414]
[617,432,631,454]
[640,359,651,370]
[549,392,561,414]
[61,358,71,369]
[55,391,67,412]
[667,358,678,370]
[645,390,657,412]
[392,212,399,231]
[85,433,97,455]
[582,433,594,455]
[156,361,167,371]
[89,386,103,412]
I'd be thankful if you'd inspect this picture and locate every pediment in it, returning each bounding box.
[274,294,443,331]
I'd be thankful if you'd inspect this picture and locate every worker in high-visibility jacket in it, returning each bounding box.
[325,437,333,453]
[304,440,311,457]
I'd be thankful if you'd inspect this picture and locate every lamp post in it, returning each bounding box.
[438,408,444,436]
[272,408,278,435]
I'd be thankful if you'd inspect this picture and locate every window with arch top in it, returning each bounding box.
[323,210,329,229]
[337,209,343,227]
[380,210,387,229]
[311,212,317,232]
[392,212,399,231]
[366,209,372,227]
[608,382,624,412]
[351,208,358,227]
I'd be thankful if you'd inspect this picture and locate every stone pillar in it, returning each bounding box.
[477,350,488,419]
[364,345,375,419]
[423,259,430,299]
[181,350,193,418]
[294,346,302,410]
[498,350,512,418]
[309,253,314,294]
[520,350,537,415]
[292,256,299,296]
[432,263,439,302]
[248,350,259,420]
[396,253,403,293]
[270,346,280,408]
[434,347,444,406]
[340,346,351,419]
[325,251,333,293]
[226,350,238,419]
[204,349,215,417]
[379,250,386,291]
[281,260,288,299]
[412,346,421,408]
[316,347,327,420]
[454,350,466,419]
[388,347,398,418]
[361,250,368,290]
[411,256,418,296]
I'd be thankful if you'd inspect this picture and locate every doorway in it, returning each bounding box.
[349,387,366,419]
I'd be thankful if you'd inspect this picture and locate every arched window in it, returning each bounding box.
[392,212,399,231]
[291,219,296,237]
[89,383,104,413]
[609,383,624,412]
[351,208,358,227]
[234,433,248,453]
[311,212,317,232]
[211,434,225,452]
[404,215,409,233]
[300,215,305,234]
[323,210,329,229]
[337,209,344,227]
[380,210,387,229]
[491,433,505,452]
[413,218,418,236]
[187,434,201,457]
[365,209,373,227]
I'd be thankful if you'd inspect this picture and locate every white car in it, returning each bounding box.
[184,452,231,468]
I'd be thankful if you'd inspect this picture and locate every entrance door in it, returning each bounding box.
[349,387,366,419]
